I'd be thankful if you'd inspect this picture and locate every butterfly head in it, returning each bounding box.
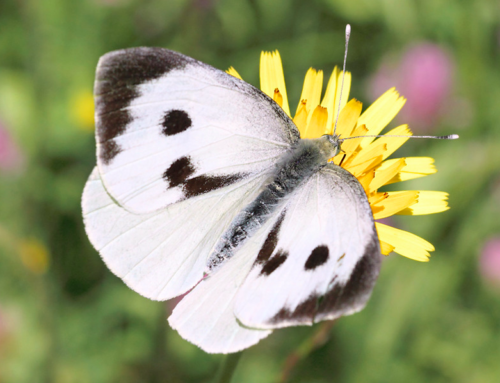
[317,134,342,159]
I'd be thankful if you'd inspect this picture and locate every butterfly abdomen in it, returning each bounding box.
[206,139,334,272]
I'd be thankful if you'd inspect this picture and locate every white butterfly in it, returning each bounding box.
[82,47,381,354]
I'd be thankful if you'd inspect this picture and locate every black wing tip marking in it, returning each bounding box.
[270,294,318,325]
[304,245,330,270]
[316,237,381,319]
[94,47,299,166]
[268,237,381,326]
[94,48,193,165]
[99,140,122,165]
[95,48,192,90]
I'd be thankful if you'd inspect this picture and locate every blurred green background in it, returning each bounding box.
[1,0,500,382]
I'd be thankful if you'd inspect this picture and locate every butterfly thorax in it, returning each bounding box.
[207,136,342,272]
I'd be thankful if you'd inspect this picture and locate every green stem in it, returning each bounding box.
[215,351,244,383]
[280,321,336,383]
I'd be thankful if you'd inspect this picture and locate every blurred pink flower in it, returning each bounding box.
[369,43,454,131]
[94,0,130,7]
[0,308,10,350]
[479,238,500,287]
[0,122,24,174]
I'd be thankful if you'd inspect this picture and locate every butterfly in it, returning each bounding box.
[82,46,382,354]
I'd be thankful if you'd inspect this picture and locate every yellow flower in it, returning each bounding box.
[19,238,50,275]
[227,51,450,262]
[71,90,95,131]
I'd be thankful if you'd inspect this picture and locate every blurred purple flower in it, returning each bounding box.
[0,122,24,174]
[369,43,454,131]
[479,238,500,287]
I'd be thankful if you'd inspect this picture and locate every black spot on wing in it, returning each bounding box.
[255,212,286,265]
[94,48,192,165]
[260,250,288,276]
[304,245,329,270]
[267,237,380,327]
[161,110,192,136]
[163,156,195,188]
[316,237,381,319]
[270,294,319,325]
[183,174,246,198]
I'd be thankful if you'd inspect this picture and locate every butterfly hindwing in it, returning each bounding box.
[234,163,381,329]
[168,215,279,354]
[95,48,300,214]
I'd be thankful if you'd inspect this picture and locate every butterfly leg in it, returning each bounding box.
[339,151,347,167]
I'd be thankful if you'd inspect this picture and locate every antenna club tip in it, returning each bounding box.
[449,134,459,139]
[346,24,351,37]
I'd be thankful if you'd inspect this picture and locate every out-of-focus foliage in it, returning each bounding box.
[0,0,499,382]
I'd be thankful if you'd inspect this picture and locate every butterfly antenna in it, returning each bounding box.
[333,24,351,137]
[342,134,460,141]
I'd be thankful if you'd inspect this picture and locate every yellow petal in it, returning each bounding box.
[260,52,271,96]
[375,223,434,262]
[294,100,308,137]
[345,144,388,177]
[303,106,328,139]
[357,169,375,195]
[369,158,406,192]
[375,125,412,160]
[226,66,242,80]
[349,125,411,168]
[380,240,395,256]
[338,124,368,164]
[368,192,388,206]
[372,191,419,219]
[357,88,406,149]
[343,155,382,178]
[295,68,323,121]
[260,51,291,116]
[331,70,351,134]
[321,67,338,133]
[398,191,450,215]
[273,88,284,109]
[329,98,362,137]
[379,157,437,185]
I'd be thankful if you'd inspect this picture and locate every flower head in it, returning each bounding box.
[0,121,24,174]
[70,90,95,131]
[229,51,451,262]
[480,238,500,288]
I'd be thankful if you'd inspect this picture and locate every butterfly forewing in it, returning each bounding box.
[95,48,300,214]
[82,167,271,301]
[234,164,381,329]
